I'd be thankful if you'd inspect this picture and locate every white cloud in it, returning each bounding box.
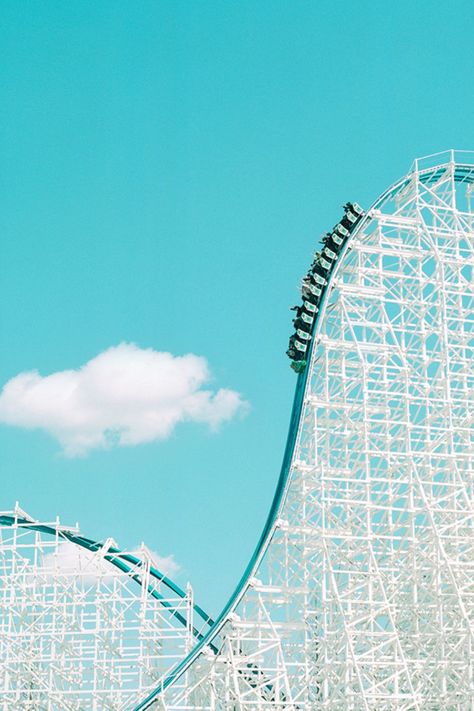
[139,544,181,579]
[0,343,248,456]
[42,541,116,584]
[42,540,180,585]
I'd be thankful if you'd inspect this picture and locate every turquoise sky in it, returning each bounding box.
[1,1,474,615]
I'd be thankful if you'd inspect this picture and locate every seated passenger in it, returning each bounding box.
[293,317,311,333]
[344,202,363,218]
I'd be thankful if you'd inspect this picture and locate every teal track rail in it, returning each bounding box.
[132,158,474,710]
[133,366,310,709]
[0,514,215,647]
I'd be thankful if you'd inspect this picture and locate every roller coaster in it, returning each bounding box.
[1,149,474,709]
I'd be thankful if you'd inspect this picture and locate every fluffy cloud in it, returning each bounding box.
[42,540,180,584]
[143,548,180,579]
[0,343,247,456]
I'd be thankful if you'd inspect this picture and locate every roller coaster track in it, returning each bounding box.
[0,510,215,644]
[134,150,474,710]
[2,150,474,710]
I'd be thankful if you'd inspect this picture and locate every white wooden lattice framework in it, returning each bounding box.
[0,505,209,710]
[137,151,474,710]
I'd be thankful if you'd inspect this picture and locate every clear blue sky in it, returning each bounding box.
[1,0,473,614]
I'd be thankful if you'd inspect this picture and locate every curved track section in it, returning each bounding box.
[0,510,214,636]
[0,506,214,709]
[135,150,474,710]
